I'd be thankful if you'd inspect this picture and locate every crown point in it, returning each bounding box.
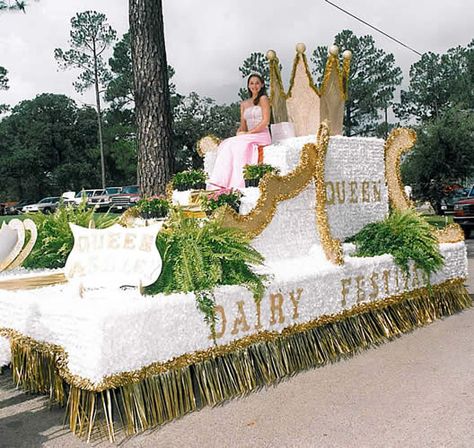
[342,50,352,60]
[296,43,306,53]
[329,45,339,56]
[266,50,276,61]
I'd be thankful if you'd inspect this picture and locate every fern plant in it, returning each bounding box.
[23,203,117,269]
[146,209,267,336]
[348,210,443,277]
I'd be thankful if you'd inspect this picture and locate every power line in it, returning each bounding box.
[324,0,423,56]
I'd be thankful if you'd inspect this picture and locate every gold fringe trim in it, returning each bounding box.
[0,272,67,290]
[2,279,471,439]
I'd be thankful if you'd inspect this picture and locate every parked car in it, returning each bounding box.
[6,199,35,215]
[88,186,123,210]
[453,185,474,238]
[440,187,469,214]
[22,197,61,214]
[65,189,105,206]
[110,185,140,211]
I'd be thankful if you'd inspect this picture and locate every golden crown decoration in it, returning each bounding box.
[267,43,351,136]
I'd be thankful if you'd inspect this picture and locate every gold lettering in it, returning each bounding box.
[107,233,120,249]
[231,301,250,335]
[373,181,381,202]
[139,234,154,252]
[355,275,366,303]
[289,288,303,319]
[270,293,285,325]
[212,305,227,339]
[350,181,358,203]
[403,272,410,291]
[254,299,262,330]
[361,181,370,202]
[382,270,390,294]
[78,236,89,252]
[341,278,352,307]
[394,268,400,292]
[412,266,420,288]
[335,181,346,204]
[369,272,379,299]
[325,182,335,205]
[123,233,136,250]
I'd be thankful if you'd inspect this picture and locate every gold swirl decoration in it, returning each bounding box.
[384,127,417,211]
[314,123,344,264]
[220,122,343,264]
[7,219,38,270]
[384,127,464,244]
[219,141,318,238]
[197,134,221,157]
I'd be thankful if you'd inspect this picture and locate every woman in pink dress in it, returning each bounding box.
[208,73,271,190]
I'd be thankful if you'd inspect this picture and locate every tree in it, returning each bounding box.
[0,1,26,12]
[401,107,474,212]
[238,52,270,100]
[311,30,402,137]
[0,94,100,200]
[129,0,173,196]
[395,40,474,122]
[54,10,117,189]
[0,66,9,113]
[173,92,240,171]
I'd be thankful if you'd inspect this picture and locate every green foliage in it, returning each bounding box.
[171,169,207,190]
[135,196,170,218]
[23,203,117,269]
[311,30,402,137]
[201,189,242,214]
[0,94,100,201]
[238,52,271,100]
[401,107,474,210]
[146,210,267,334]
[243,164,280,180]
[0,1,26,12]
[395,40,474,122]
[172,92,240,171]
[348,210,443,277]
[0,66,8,91]
[54,11,116,93]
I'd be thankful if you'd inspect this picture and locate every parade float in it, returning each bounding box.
[0,44,470,442]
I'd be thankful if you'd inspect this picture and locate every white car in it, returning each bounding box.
[65,189,105,206]
[22,197,61,213]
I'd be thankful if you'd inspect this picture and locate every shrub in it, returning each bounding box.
[200,188,241,214]
[136,196,170,218]
[172,169,207,191]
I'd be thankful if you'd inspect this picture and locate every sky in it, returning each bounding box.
[0,0,473,109]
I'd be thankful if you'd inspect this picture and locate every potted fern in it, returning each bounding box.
[172,169,207,191]
[243,164,280,187]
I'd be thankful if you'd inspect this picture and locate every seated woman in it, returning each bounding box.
[208,73,271,190]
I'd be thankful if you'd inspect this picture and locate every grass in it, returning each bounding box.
[423,214,453,229]
[0,212,121,226]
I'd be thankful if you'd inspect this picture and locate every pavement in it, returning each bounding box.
[1,239,474,448]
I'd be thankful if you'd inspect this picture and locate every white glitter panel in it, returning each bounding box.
[0,242,466,385]
[0,336,10,367]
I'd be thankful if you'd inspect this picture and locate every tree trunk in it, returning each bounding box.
[93,39,106,189]
[129,0,174,196]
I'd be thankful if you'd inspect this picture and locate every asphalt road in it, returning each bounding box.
[1,239,474,448]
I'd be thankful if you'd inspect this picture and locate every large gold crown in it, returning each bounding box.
[267,43,351,136]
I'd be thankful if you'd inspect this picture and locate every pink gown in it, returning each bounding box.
[208,105,272,190]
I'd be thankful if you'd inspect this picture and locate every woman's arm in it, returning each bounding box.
[236,101,248,134]
[247,96,270,134]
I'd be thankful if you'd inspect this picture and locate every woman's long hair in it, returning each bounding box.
[247,73,267,106]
